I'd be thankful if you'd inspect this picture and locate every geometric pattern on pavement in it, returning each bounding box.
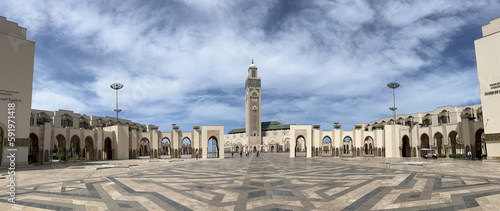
[1,153,500,210]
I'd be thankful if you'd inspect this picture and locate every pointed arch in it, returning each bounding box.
[295,136,306,157]
[449,131,460,155]
[207,136,219,158]
[182,137,192,158]
[364,136,374,156]
[434,132,444,155]
[84,136,95,161]
[343,136,353,156]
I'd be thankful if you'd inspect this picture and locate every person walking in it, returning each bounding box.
[467,151,472,160]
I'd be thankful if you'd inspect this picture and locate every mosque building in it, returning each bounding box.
[223,63,486,160]
[1,15,500,166]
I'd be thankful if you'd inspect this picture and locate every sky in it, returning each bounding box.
[1,0,500,133]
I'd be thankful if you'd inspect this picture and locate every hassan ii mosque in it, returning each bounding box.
[1,16,500,166]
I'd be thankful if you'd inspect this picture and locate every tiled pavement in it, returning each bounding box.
[1,154,500,210]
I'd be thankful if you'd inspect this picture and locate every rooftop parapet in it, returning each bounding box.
[0,16,27,39]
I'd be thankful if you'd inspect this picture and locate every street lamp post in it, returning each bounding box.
[110,83,123,125]
[387,82,400,124]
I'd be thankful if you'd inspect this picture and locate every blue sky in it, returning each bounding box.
[1,0,499,133]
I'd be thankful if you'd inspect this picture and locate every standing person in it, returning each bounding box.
[240,150,242,158]
[232,151,234,158]
[257,150,260,157]
[196,150,199,160]
[468,151,472,160]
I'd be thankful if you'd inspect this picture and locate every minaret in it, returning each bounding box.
[245,59,262,148]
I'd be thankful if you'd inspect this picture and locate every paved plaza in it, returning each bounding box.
[1,154,500,210]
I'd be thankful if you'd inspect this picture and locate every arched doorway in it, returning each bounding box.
[54,134,66,161]
[364,136,374,156]
[420,134,430,148]
[295,136,306,157]
[161,138,171,157]
[208,137,219,158]
[69,135,81,161]
[322,136,332,157]
[181,137,192,159]
[475,129,485,159]
[140,138,150,158]
[29,133,41,164]
[449,131,459,156]
[85,136,95,161]
[104,137,112,160]
[402,135,411,157]
[343,136,352,156]
[434,132,443,155]
[420,134,430,157]
[284,138,290,152]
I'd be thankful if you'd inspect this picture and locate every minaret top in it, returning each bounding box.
[249,58,257,69]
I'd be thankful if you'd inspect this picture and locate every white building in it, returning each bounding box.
[224,63,486,159]
[475,17,500,160]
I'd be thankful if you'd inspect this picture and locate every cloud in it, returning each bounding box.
[1,0,497,133]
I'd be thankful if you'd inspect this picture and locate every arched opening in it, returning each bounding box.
[475,129,485,159]
[434,132,444,155]
[420,134,430,148]
[161,138,171,157]
[140,138,150,158]
[29,133,41,164]
[402,135,411,157]
[181,137,192,159]
[322,136,332,157]
[420,133,430,157]
[51,137,59,161]
[343,136,353,156]
[53,134,66,161]
[84,136,95,161]
[364,136,374,156]
[104,137,113,160]
[449,131,459,156]
[207,137,219,158]
[70,135,81,161]
[270,145,275,153]
[284,138,290,152]
[295,136,306,157]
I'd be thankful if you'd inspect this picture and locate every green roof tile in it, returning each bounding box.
[228,121,294,134]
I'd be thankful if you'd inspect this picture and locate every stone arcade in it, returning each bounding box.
[224,61,486,159]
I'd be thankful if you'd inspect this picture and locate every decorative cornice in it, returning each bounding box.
[485,133,500,142]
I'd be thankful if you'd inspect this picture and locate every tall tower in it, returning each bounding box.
[245,59,262,147]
